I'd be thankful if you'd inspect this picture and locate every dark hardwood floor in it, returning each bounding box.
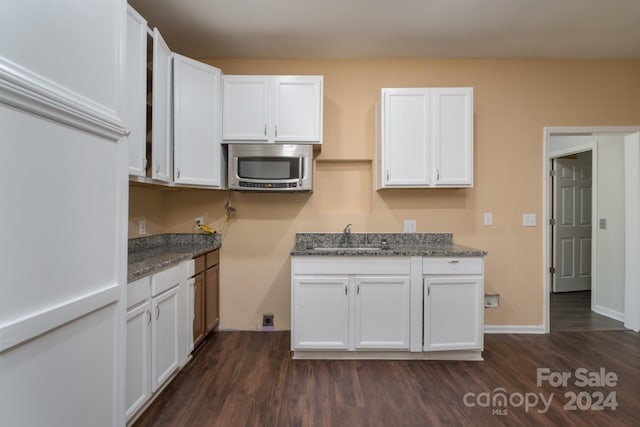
[550,291,626,332]
[134,330,640,427]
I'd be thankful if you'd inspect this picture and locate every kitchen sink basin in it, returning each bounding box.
[313,247,382,251]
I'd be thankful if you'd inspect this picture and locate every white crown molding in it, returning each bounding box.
[0,57,128,141]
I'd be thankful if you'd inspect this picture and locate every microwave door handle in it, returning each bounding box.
[298,154,303,187]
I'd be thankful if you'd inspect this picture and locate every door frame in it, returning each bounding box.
[542,126,640,333]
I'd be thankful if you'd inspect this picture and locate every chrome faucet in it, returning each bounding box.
[341,223,352,246]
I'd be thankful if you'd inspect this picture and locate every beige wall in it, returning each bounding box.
[129,59,640,330]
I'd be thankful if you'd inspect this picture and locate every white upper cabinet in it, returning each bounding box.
[151,28,173,183]
[173,55,223,187]
[223,75,323,144]
[126,6,148,177]
[222,76,270,140]
[377,87,473,189]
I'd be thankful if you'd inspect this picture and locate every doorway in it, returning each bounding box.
[543,128,640,333]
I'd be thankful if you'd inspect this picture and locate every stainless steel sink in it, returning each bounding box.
[313,247,382,251]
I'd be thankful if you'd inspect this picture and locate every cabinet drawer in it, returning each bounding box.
[194,255,205,275]
[205,250,219,268]
[423,257,482,275]
[127,276,151,309]
[151,263,185,296]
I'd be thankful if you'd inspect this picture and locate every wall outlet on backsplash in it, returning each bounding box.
[403,219,417,233]
[138,219,146,235]
[194,217,204,230]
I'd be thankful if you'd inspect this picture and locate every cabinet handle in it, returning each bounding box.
[155,162,160,173]
[264,124,267,136]
[436,169,440,180]
[146,310,151,325]
[155,305,160,319]
[345,285,348,296]
[357,284,360,295]
[177,168,180,179]
[386,170,390,181]
[143,157,147,168]
[427,286,430,296]
[275,125,278,137]
[448,260,460,264]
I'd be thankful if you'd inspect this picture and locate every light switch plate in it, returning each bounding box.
[599,218,607,229]
[404,219,417,233]
[523,213,537,227]
[483,212,493,226]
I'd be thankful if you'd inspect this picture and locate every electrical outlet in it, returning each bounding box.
[262,313,274,327]
[523,213,537,227]
[483,212,493,226]
[404,219,417,233]
[138,220,146,235]
[484,294,500,308]
[194,217,204,230]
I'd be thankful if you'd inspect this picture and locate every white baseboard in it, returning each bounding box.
[484,325,546,334]
[593,305,624,322]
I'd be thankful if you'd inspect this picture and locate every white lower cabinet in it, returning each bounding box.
[293,276,350,349]
[292,255,484,359]
[423,257,484,352]
[126,263,187,422]
[355,276,411,349]
[150,285,180,391]
[291,257,411,352]
[125,299,151,420]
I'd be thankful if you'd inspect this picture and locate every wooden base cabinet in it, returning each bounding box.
[192,249,220,350]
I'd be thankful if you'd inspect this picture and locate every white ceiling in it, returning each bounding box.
[128,0,640,59]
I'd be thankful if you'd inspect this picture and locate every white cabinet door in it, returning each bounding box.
[432,88,473,186]
[355,276,411,349]
[151,28,173,182]
[381,89,432,187]
[273,76,323,143]
[222,76,270,141]
[126,6,148,177]
[378,87,473,189]
[151,285,180,391]
[292,276,350,349]
[223,75,323,144]
[125,302,151,421]
[423,276,483,351]
[173,54,223,187]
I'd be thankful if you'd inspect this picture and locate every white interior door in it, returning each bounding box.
[553,156,593,292]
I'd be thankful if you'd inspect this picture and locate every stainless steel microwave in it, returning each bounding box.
[227,144,313,191]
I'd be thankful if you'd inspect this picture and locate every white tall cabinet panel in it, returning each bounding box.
[151,28,173,183]
[377,87,473,189]
[0,1,128,425]
[355,276,411,349]
[292,276,350,349]
[126,6,148,177]
[151,286,180,391]
[173,54,223,186]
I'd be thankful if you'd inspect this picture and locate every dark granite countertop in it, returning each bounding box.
[128,233,221,282]
[290,232,487,257]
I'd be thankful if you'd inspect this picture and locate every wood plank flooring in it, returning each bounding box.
[133,330,640,427]
[550,291,626,331]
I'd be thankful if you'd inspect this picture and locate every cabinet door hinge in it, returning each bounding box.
[550,169,557,177]
[549,218,556,225]
[550,267,556,274]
